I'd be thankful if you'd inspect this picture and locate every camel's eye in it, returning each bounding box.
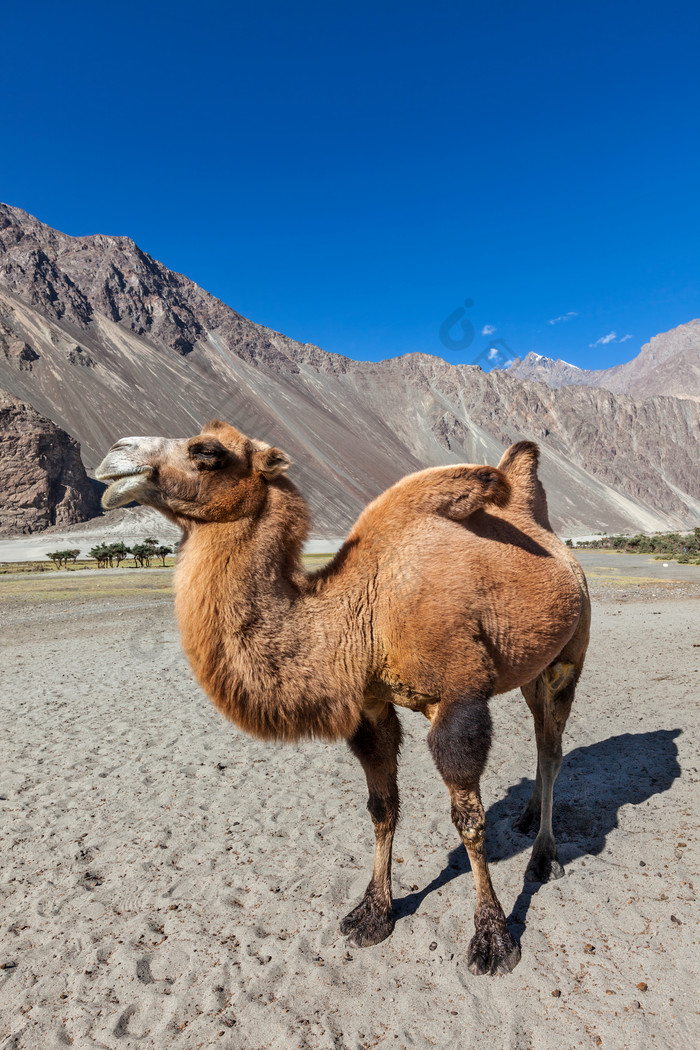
[189,440,230,471]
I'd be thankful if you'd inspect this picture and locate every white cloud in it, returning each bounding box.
[482,324,496,335]
[487,347,500,360]
[588,330,633,348]
[548,311,578,325]
[589,331,617,347]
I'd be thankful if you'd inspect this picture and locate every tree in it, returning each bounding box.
[154,544,173,566]
[89,544,110,568]
[130,542,152,567]
[129,537,163,568]
[107,541,129,567]
[46,549,79,570]
[142,537,159,566]
[130,543,144,567]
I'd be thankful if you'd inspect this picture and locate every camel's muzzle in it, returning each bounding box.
[96,437,162,509]
[99,472,154,510]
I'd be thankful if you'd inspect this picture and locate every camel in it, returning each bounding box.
[96,421,590,976]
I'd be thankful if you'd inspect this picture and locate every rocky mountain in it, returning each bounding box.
[507,319,700,401]
[0,202,699,537]
[0,388,100,535]
[505,354,592,389]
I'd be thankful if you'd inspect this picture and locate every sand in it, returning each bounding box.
[0,555,698,1049]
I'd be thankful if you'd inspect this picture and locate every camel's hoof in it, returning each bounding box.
[525,854,564,884]
[340,899,394,947]
[512,808,538,836]
[467,926,521,976]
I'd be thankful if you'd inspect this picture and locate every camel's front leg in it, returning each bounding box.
[340,705,402,947]
[428,697,521,975]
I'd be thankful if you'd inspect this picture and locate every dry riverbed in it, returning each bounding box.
[0,554,698,1049]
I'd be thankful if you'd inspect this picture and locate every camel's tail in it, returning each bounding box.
[496,441,552,529]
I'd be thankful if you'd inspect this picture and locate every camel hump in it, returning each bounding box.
[497,440,540,479]
[399,464,511,522]
[496,441,551,528]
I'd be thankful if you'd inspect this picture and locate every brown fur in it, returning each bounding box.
[96,421,591,975]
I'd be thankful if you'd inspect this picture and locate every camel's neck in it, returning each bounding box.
[178,479,309,619]
[174,481,367,743]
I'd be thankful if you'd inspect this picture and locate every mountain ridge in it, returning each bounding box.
[0,202,698,537]
[506,318,700,401]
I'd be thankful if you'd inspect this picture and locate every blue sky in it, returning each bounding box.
[2,1,698,370]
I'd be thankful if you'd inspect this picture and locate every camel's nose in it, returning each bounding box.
[109,437,140,452]
[97,436,182,481]
[96,437,154,481]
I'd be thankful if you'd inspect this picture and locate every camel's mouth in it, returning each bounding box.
[96,467,152,482]
[98,468,154,510]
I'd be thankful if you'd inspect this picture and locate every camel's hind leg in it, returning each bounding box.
[428,696,521,976]
[518,660,579,883]
[340,704,402,947]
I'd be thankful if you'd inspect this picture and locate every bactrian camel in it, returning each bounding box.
[96,421,590,976]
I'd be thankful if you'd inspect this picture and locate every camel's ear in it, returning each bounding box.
[252,446,292,478]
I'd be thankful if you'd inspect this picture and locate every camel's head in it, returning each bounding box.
[95,420,292,524]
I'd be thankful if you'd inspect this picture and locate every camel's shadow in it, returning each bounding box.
[393,729,682,941]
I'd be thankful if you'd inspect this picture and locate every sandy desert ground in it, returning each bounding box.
[1,553,698,1049]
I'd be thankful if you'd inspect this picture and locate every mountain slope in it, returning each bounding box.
[1,202,699,536]
[507,319,700,401]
